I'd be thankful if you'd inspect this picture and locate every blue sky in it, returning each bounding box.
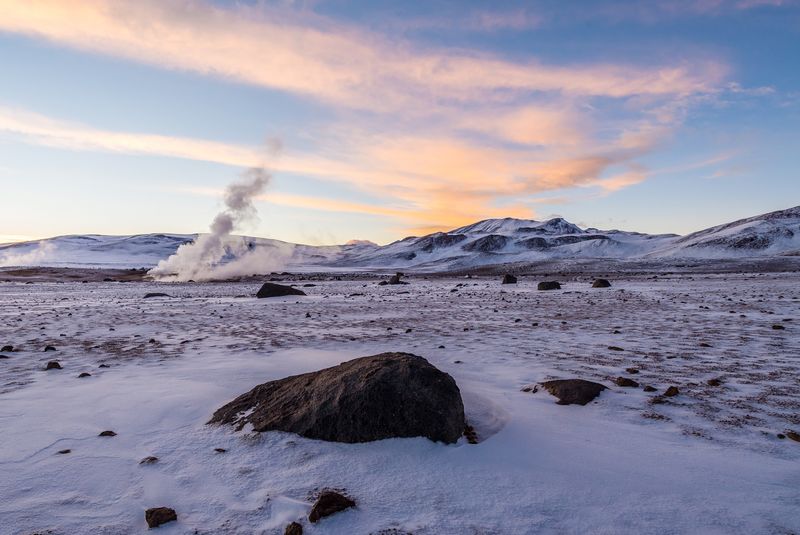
[0,0,798,245]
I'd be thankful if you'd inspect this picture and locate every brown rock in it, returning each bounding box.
[501,274,517,284]
[664,386,680,397]
[209,353,465,444]
[615,377,639,388]
[285,521,303,535]
[308,491,355,523]
[145,507,177,528]
[540,379,606,405]
[643,385,657,392]
[537,281,561,291]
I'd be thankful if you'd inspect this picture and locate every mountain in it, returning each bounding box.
[1,206,798,270]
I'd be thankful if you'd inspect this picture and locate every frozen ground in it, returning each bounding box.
[0,273,798,534]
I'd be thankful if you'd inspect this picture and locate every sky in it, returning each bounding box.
[0,0,798,246]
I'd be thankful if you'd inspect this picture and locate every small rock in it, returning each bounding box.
[615,377,639,388]
[707,378,722,386]
[99,430,117,437]
[214,448,227,453]
[44,345,57,352]
[145,507,177,528]
[537,281,561,291]
[143,293,170,299]
[308,491,355,523]
[699,342,712,347]
[501,274,517,284]
[98,364,110,368]
[786,430,800,442]
[140,456,159,465]
[643,385,657,392]
[625,367,639,374]
[608,346,624,352]
[772,324,785,330]
[285,522,303,535]
[664,386,680,397]
[1,345,13,352]
[540,379,606,405]
[592,279,611,288]
[57,449,71,455]
[45,361,62,370]
[78,372,91,378]
[256,283,306,298]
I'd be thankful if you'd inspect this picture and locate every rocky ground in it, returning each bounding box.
[0,271,798,534]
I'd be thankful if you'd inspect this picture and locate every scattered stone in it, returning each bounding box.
[1,345,13,352]
[772,324,785,330]
[777,433,786,439]
[57,449,71,455]
[608,346,624,352]
[78,372,91,378]
[464,424,478,444]
[0,354,8,359]
[302,283,316,287]
[308,491,355,523]
[143,292,170,299]
[501,274,517,284]
[539,379,606,405]
[592,278,611,288]
[145,507,177,528]
[699,342,712,348]
[664,386,680,397]
[643,385,657,392]
[256,283,306,299]
[98,364,110,368]
[625,367,639,374]
[98,430,117,437]
[45,361,62,370]
[615,377,639,388]
[139,456,159,465]
[785,430,800,442]
[214,448,227,453]
[209,352,465,444]
[44,345,56,352]
[707,378,723,386]
[537,281,561,291]
[285,522,303,535]
[388,272,406,285]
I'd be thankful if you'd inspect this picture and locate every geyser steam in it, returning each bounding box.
[149,168,289,281]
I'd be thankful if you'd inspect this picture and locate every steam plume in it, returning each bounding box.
[148,168,286,281]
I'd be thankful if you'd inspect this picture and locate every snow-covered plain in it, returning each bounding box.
[1,273,799,534]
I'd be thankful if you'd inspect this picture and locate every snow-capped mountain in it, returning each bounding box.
[1,206,798,270]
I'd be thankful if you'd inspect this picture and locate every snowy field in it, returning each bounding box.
[1,273,799,534]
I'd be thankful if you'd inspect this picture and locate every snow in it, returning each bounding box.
[1,274,798,534]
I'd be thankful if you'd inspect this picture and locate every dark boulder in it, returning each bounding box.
[615,377,639,388]
[256,283,306,298]
[208,352,465,444]
[664,386,680,397]
[1,345,12,352]
[145,507,177,528]
[537,281,561,291]
[540,379,606,405]
[78,372,91,378]
[592,279,611,288]
[501,274,517,284]
[98,430,117,437]
[308,491,355,523]
[285,522,303,535]
[44,345,57,352]
[388,272,406,285]
[45,361,62,370]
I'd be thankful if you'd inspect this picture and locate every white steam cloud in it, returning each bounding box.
[148,168,290,281]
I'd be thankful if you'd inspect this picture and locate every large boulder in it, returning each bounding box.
[145,507,177,528]
[501,274,517,284]
[540,379,606,405]
[208,352,465,444]
[592,279,611,288]
[256,282,306,298]
[308,491,355,523]
[537,281,561,291]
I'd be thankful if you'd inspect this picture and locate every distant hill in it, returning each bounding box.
[1,206,798,270]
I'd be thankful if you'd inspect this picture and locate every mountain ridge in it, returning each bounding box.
[1,206,798,270]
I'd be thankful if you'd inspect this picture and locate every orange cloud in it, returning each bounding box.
[0,1,731,236]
